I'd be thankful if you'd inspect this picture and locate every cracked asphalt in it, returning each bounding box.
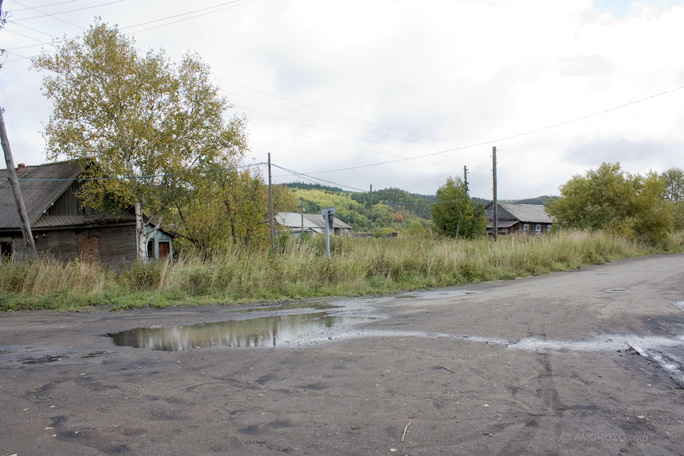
[1,253,683,455]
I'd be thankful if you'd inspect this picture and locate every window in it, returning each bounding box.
[535,224,541,232]
[1,241,11,257]
[523,224,529,231]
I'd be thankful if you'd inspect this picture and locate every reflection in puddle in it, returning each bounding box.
[108,312,372,351]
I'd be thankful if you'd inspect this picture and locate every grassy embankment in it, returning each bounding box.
[1,230,682,311]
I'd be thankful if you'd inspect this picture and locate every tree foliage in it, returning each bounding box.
[661,168,684,202]
[170,167,296,253]
[33,22,248,260]
[431,177,487,238]
[545,163,674,241]
[660,168,684,230]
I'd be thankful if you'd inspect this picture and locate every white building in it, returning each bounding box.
[276,212,352,237]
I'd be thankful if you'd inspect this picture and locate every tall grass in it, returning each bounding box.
[1,230,679,311]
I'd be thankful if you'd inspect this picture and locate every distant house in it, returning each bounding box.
[276,212,352,237]
[0,161,173,267]
[485,202,553,236]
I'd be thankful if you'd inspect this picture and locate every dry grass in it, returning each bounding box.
[0,230,677,311]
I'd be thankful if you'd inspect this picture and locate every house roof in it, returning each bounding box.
[276,212,352,230]
[486,202,553,224]
[486,220,519,229]
[0,161,82,229]
[1,160,135,230]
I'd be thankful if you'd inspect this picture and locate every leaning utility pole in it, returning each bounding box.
[492,146,498,242]
[268,153,275,249]
[0,1,38,261]
[1,102,38,260]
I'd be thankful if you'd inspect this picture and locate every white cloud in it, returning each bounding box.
[1,0,683,200]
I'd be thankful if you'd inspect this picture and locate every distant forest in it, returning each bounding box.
[283,182,557,235]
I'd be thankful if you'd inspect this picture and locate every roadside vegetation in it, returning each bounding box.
[2,230,682,312]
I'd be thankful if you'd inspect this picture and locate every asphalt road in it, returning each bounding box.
[1,253,683,455]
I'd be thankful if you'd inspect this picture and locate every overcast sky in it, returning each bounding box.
[1,0,683,200]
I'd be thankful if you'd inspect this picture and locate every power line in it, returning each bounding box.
[120,0,257,34]
[11,0,126,21]
[1,25,55,45]
[219,77,454,148]
[10,162,266,182]
[11,0,82,12]
[236,102,457,164]
[272,163,367,193]
[120,0,254,31]
[271,84,684,176]
[224,88,449,150]
[248,120,457,166]
[6,19,60,38]
[12,0,84,30]
[275,164,476,208]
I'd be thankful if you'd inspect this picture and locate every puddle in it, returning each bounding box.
[107,312,374,351]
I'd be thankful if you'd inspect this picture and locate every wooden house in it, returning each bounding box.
[0,161,173,268]
[276,212,352,237]
[485,202,553,236]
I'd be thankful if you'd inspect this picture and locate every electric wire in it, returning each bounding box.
[120,0,256,34]
[12,162,266,182]
[274,164,469,207]
[11,0,126,21]
[12,0,84,30]
[281,84,684,176]
[223,88,450,150]
[11,0,82,12]
[237,103,457,166]
[120,0,253,30]
[219,77,454,148]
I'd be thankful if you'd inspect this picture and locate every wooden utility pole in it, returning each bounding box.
[300,200,304,237]
[0,107,38,260]
[268,153,275,249]
[464,165,469,194]
[369,184,373,237]
[492,146,498,242]
[0,0,38,261]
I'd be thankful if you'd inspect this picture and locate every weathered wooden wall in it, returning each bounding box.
[10,225,137,270]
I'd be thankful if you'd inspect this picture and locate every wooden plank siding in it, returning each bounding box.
[11,225,137,269]
[47,181,95,217]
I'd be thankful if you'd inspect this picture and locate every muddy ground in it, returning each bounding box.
[1,254,683,456]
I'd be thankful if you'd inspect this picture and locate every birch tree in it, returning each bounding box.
[33,21,247,261]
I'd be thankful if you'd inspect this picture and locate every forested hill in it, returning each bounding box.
[283,183,434,235]
[282,182,555,235]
